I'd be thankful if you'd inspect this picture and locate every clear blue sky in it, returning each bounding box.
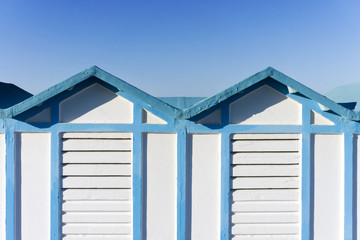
[1,0,360,97]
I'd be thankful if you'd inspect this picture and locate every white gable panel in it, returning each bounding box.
[310,110,334,125]
[142,109,167,124]
[196,109,221,125]
[26,108,51,123]
[60,84,133,123]
[230,85,302,125]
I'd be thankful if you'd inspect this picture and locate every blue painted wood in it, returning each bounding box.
[177,130,187,240]
[50,130,60,240]
[220,132,230,240]
[5,130,15,240]
[133,103,143,240]
[344,132,355,240]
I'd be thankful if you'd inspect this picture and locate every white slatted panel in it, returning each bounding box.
[61,132,132,240]
[230,134,301,240]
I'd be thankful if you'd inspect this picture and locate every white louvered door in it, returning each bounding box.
[61,132,132,240]
[230,134,301,240]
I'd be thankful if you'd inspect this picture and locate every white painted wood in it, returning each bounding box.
[313,134,344,240]
[144,133,177,240]
[189,134,220,240]
[0,134,5,240]
[231,223,300,235]
[26,107,51,123]
[232,152,300,164]
[232,189,300,201]
[232,134,300,140]
[231,212,299,223]
[231,201,300,213]
[62,201,131,212]
[231,177,299,189]
[229,85,302,125]
[61,132,133,239]
[62,212,131,223]
[62,164,131,176]
[232,236,299,240]
[62,223,131,234]
[62,132,132,139]
[60,83,133,123]
[63,189,131,201]
[63,235,132,240]
[62,151,131,164]
[63,235,131,240]
[310,110,334,125]
[142,109,167,124]
[230,134,300,240]
[62,177,131,189]
[16,133,50,240]
[232,140,299,152]
[62,139,131,151]
[196,109,221,125]
[232,165,300,177]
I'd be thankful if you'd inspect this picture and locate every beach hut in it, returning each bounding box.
[0,66,358,240]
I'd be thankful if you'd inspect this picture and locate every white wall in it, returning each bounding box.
[313,134,344,240]
[143,133,177,240]
[188,134,220,240]
[0,134,5,240]
[60,84,133,123]
[229,85,302,125]
[15,133,50,240]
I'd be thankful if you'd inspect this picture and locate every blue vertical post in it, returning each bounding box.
[177,129,187,240]
[302,107,313,240]
[51,130,60,240]
[344,132,355,240]
[5,130,15,240]
[221,132,230,240]
[133,103,142,240]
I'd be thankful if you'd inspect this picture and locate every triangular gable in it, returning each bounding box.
[142,109,167,124]
[181,67,358,121]
[1,66,358,123]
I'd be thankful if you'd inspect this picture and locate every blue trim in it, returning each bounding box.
[177,130,187,240]
[132,102,142,240]
[344,132,355,240]
[50,130,60,240]
[301,106,313,240]
[220,132,230,240]
[5,130,15,240]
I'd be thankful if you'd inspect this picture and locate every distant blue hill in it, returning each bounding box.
[325,83,360,111]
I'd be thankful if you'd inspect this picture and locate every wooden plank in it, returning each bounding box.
[63,236,132,240]
[232,140,299,152]
[62,223,131,234]
[62,152,132,164]
[231,177,299,189]
[232,189,299,201]
[62,200,131,212]
[63,189,131,201]
[62,132,132,139]
[62,177,131,189]
[62,139,132,151]
[62,212,131,223]
[232,134,300,140]
[232,152,300,164]
[231,212,299,223]
[232,165,300,177]
[63,164,131,176]
[231,201,300,213]
[231,223,300,235]
[232,235,299,240]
